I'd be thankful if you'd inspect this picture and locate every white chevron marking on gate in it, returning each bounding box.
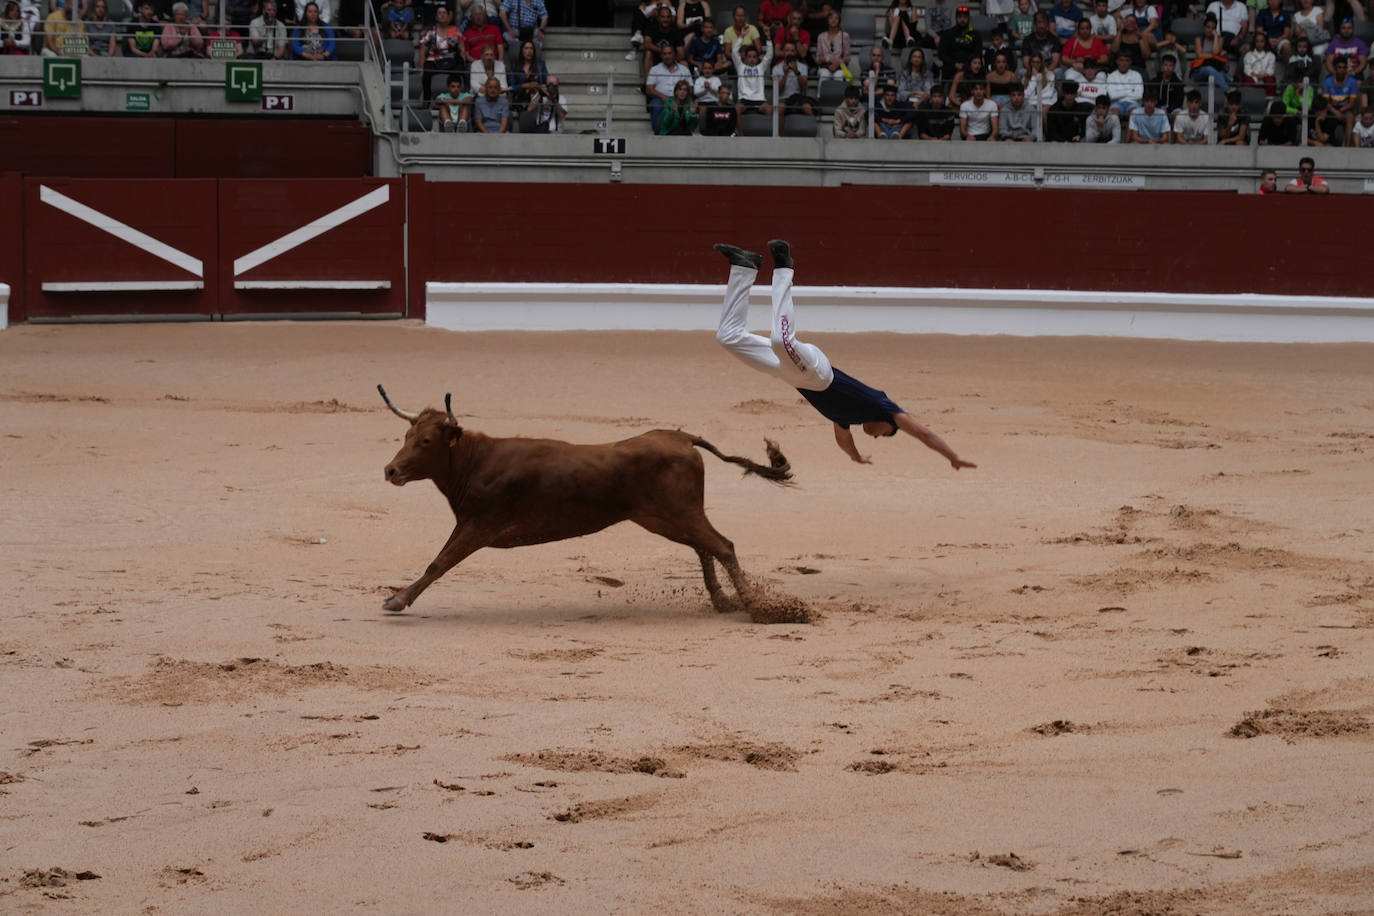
[39,185,204,278]
[233,185,390,277]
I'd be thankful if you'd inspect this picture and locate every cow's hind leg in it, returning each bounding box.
[695,549,731,613]
[635,514,755,613]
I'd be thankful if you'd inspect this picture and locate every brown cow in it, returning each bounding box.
[376,385,793,615]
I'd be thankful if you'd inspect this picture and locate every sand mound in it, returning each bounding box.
[550,793,658,823]
[1228,708,1372,740]
[675,740,801,771]
[748,591,816,625]
[503,749,684,778]
[105,657,427,705]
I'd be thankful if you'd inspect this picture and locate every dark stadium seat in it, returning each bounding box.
[817,78,848,111]
[781,113,819,137]
[336,37,364,61]
[383,38,415,61]
[403,106,433,131]
[841,8,877,45]
[429,72,453,98]
[739,111,773,136]
[1239,85,1269,117]
[1169,17,1203,46]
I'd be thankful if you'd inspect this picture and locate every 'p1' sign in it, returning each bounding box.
[261,94,295,111]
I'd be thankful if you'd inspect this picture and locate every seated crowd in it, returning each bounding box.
[633,0,1374,145]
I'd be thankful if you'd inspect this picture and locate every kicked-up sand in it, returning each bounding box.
[1,321,1372,914]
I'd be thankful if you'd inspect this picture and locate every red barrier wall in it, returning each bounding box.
[0,118,370,179]
[219,178,404,315]
[0,172,23,323]
[424,184,1371,298]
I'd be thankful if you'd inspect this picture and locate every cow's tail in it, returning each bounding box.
[690,435,794,486]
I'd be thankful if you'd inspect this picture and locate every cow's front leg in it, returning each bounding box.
[384,524,489,613]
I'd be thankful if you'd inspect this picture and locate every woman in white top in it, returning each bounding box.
[1023,52,1058,108]
[469,43,507,91]
[1292,0,1328,56]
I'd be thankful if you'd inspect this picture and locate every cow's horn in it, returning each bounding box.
[444,393,457,425]
[376,384,419,421]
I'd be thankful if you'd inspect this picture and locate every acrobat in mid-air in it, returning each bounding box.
[714,240,977,470]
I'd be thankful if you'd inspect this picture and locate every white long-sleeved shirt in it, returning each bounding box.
[1104,67,1143,103]
[732,38,774,102]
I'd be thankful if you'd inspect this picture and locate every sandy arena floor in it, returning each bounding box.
[2,322,1373,914]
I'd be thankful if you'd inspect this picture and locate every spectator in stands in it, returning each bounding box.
[470,42,507,89]
[627,0,668,61]
[125,0,162,56]
[1050,0,1081,39]
[1084,94,1122,140]
[772,40,815,126]
[460,4,501,62]
[959,80,999,139]
[1062,17,1109,70]
[1258,98,1298,142]
[833,83,867,137]
[862,44,896,96]
[1326,17,1369,78]
[898,48,932,104]
[757,0,790,35]
[693,56,721,102]
[1008,0,1036,46]
[1129,90,1171,141]
[647,41,692,130]
[509,38,547,111]
[686,18,725,73]
[1,0,31,54]
[1254,0,1292,61]
[1022,12,1062,74]
[386,1,412,41]
[1106,51,1144,114]
[1067,55,1109,106]
[983,24,1018,72]
[1324,55,1360,138]
[1153,52,1186,113]
[658,78,699,133]
[1023,51,1058,108]
[1216,88,1250,142]
[1046,79,1091,139]
[420,6,464,102]
[500,0,546,63]
[249,0,290,58]
[874,81,914,137]
[1243,28,1278,94]
[1258,168,1278,192]
[414,0,451,31]
[987,50,1019,105]
[1124,0,1166,53]
[732,35,773,117]
[916,82,957,138]
[1284,155,1329,192]
[474,75,510,131]
[1110,12,1150,72]
[642,4,683,75]
[939,5,982,81]
[1292,0,1328,56]
[884,0,918,51]
[723,5,762,66]
[160,1,203,55]
[1205,0,1247,56]
[85,0,120,54]
[528,75,568,131]
[999,84,1038,139]
[926,0,954,38]
[1190,17,1231,89]
[1307,92,1341,143]
[801,0,838,35]
[334,0,366,43]
[1351,106,1374,145]
[677,0,711,46]
[777,9,814,67]
[1287,34,1321,84]
[949,52,986,103]
[435,74,473,131]
[700,82,738,134]
[815,10,850,80]
[225,0,255,27]
[1087,0,1116,38]
[1173,88,1212,141]
[42,0,80,56]
[292,1,336,57]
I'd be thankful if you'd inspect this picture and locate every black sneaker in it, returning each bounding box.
[713,243,763,270]
[767,239,793,269]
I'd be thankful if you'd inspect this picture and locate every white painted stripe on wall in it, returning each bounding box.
[39,186,204,278]
[234,280,391,290]
[233,186,390,277]
[426,282,1374,344]
[42,281,204,292]
[0,282,8,331]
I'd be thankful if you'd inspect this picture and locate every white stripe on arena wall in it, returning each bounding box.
[426,282,1374,344]
[233,186,390,278]
[0,282,8,331]
[39,185,205,278]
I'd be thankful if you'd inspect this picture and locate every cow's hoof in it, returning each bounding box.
[382,595,407,613]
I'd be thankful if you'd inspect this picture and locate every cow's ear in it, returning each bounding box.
[447,426,463,446]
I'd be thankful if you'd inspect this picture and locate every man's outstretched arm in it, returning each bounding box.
[833,423,871,464]
[894,412,977,470]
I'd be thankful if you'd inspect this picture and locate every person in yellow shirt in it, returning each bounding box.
[43,0,83,56]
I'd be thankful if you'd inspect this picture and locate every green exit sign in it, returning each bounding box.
[42,58,82,99]
[225,61,262,101]
[126,92,151,111]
